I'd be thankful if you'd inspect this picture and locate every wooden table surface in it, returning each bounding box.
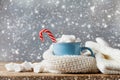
[0,62,120,80]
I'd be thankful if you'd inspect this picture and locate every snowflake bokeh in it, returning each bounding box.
[0,0,120,62]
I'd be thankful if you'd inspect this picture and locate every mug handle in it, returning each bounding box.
[81,47,95,57]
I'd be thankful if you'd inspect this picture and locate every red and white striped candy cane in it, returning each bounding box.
[39,29,56,43]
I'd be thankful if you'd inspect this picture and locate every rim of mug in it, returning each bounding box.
[53,42,81,44]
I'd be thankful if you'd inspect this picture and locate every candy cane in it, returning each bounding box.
[39,29,56,43]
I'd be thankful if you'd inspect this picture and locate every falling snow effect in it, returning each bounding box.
[0,0,120,62]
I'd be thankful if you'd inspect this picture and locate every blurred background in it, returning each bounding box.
[0,0,120,62]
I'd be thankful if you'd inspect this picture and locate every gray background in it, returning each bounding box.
[0,0,120,62]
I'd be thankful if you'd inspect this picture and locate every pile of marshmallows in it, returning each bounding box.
[5,61,39,72]
[5,61,45,73]
[56,35,80,43]
[5,35,80,73]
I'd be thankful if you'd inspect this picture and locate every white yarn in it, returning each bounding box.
[85,37,120,74]
[96,37,110,47]
[5,43,98,73]
[5,37,120,74]
[38,45,99,73]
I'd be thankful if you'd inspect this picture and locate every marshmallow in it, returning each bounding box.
[58,35,76,43]
[5,62,15,71]
[14,64,24,72]
[5,61,33,72]
[75,38,81,42]
[33,65,41,73]
[57,35,81,43]
[5,63,24,72]
[33,63,43,73]
[21,61,32,71]
[56,38,60,42]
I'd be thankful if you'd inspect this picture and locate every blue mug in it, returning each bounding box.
[53,42,94,57]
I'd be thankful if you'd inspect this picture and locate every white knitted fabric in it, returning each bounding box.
[85,37,120,74]
[39,45,99,73]
[5,37,120,74]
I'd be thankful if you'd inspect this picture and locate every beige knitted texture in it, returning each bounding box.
[42,49,99,73]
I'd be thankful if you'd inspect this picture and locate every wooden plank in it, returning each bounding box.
[0,62,120,80]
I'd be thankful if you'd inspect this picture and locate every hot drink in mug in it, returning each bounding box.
[53,42,94,57]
